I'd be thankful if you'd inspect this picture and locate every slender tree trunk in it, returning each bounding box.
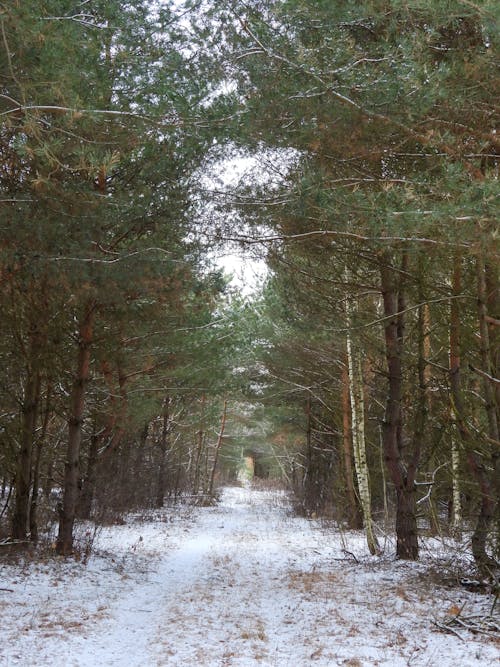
[346,333,379,554]
[29,435,42,543]
[412,268,429,532]
[131,423,149,507]
[303,394,317,511]
[156,397,170,508]
[379,250,418,560]
[477,253,500,446]
[11,369,41,540]
[29,382,52,542]
[472,252,498,569]
[78,427,100,520]
[0,479,14,521]
[193,394,206,495]
[56,301,95,555]
[208,400,228,498]
[484,258,500,559]
[484,260,500,423]
[450,437,462,539]
[467,448,497,571]
[449,252,497,571]
[449,251,463,538]
[341,362,362,529]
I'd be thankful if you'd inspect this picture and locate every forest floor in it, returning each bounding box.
[0,485,498,666]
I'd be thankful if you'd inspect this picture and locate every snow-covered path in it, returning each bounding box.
[1,486,498,666]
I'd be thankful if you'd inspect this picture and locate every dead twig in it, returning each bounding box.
[433,601,500,640]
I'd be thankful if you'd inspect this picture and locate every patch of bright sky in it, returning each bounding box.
[200,147,300,295]
[152,1,302,295]
[208,154,267,294]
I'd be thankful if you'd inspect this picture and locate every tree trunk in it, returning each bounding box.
[156,397,170,508]
[379,250,418,560]
[0,479,14,521]
[467,450,497,571]
[450,436,462,539]
[449,252,497,572]
[303,394,317,511]
[131,422,149,507]
[208,400,228,498]
[78,427,100,520]
[484,258,500,559]
[28,443,42,543]
[346,333,379,554]
[193,394,206,495]
[473,252,499,570]
[11,369,40,540]
[449,251,463,539]
[56,301,95,555]
[29,382,52,542]
[412,270,429,532]
[341,362,362,529]
[477,253,500,446]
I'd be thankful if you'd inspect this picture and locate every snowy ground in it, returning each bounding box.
[1,486,498,666]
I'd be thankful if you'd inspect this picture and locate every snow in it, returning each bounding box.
[1,486,498,666]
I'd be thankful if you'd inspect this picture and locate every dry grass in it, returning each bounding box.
[287,568,339,595]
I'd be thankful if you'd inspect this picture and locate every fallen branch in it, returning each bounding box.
[433,603,500,640]
[341,549,359,563]
[432,619,464,640]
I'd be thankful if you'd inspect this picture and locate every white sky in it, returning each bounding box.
[202,148,300,294]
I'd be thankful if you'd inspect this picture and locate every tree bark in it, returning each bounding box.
[345,328,379,553]
[193,394,206,495]
[341,362,362,529]
[412,264,429,532]
[208,399,228,498]
[449,251,497,571]
[78,427,100,520]
[29,382,52,542]
[156,397,170,508]
[477,253,500,447]
[472,252,499,570]
[56,301,95,555]
[379,250,418,560]
[449,250,463,539]
[11,369,40,540]
[450,436,462,539]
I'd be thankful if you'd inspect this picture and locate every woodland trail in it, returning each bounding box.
[2,486,498,666]
[65,487,318,666]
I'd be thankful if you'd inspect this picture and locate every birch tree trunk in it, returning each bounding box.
[345,276,379,554]
[450,437,462,539]
[449,253,463,539]
[341,362,362,529]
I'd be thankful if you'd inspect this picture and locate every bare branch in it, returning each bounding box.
[221,229,474,249]
[43,248,185,265]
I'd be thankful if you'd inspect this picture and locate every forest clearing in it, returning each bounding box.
[1,486,498,666]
